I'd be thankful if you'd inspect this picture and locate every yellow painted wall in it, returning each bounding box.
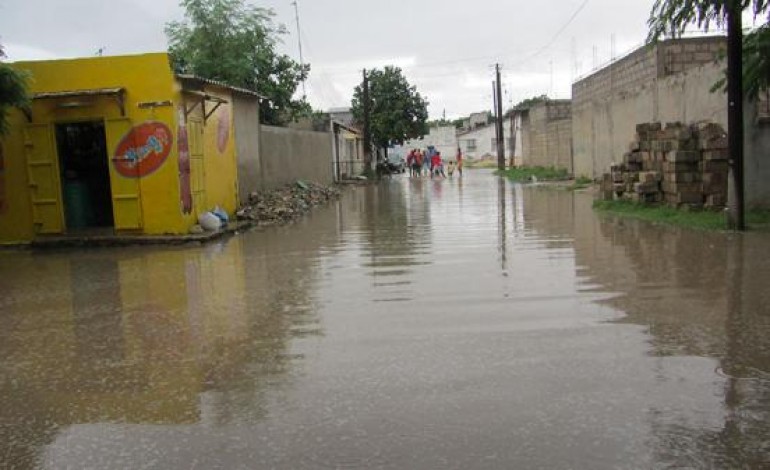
[202,86,239,215]
[0,53,240,243]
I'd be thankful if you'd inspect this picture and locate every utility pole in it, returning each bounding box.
[495,63,505,171]
[362,69,372,173]
[492,80,500,154]
[291,1,306,98]
[726,0,745,230]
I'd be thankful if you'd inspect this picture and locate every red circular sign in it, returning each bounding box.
[113,122,173,178]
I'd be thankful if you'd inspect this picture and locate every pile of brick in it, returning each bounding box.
[601,122,729,208]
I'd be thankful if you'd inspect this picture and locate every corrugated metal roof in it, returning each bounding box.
[176,74,266,100]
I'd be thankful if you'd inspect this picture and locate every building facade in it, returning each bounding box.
[517,100,573,171]
[457,123,512,160]
[0,53,257,244]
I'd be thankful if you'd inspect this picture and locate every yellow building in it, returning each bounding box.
[0,52,261,244]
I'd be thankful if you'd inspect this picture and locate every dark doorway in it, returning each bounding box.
[55,121,114,230]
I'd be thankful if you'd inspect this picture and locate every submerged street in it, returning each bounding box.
[1,171,768,469]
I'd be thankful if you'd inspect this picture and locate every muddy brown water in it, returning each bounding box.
[1,170,768,469]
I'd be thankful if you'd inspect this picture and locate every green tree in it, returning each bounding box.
[351,66,429,157]
[648,0,770,97]
[0,44,29,135]
[166,0,310,125]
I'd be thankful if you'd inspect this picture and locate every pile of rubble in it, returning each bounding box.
[236,181,341,224]
[601,122,729,208]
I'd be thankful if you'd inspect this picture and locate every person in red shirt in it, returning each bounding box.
[456,147,463,177]
[431,152,446,178]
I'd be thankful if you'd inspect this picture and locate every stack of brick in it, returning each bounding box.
[600,122,729,209]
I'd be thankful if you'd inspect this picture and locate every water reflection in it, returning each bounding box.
[567,193,770,468]
[1,174,768,469]
[0,211,335,468]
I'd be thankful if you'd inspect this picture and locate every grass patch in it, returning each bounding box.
[465,159,499,169]
[567,176,594,191]
[594,200,770,231]
[496,166,569,182]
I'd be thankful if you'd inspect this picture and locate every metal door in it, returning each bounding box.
[105,118,143,230]
[188,117,206,213]
[24,124,64,234]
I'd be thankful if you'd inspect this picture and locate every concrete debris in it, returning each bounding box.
[236,181,341,225]
[601,121,729,209]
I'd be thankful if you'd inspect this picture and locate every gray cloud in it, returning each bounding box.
[0,0,656,117]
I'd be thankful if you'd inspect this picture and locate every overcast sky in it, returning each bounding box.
[1,0,664,118]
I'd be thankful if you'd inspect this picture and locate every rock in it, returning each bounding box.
[236,181,341,225]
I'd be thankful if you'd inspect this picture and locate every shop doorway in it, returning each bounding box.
[55,121,114,230]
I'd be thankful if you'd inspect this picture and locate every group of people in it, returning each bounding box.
[405,147,463,179]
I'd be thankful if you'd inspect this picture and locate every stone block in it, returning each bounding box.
[639,171,662,183]
[667,191,703,204]
[664,161,698,172]
[666,150,700,163]
[705,194,727,208]
[628,141,640,152]
[664,171,700,183]
[662,181,701,194]
[699,160,729,173]
[702,149,728,161]
[634,181,660,194]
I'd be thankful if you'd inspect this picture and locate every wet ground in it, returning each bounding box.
[1,170,768,469]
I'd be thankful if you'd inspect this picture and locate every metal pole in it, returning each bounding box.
[495,64,505,170]
[291,1,307,98]
[363,69,372,173]
[726,1,745,230]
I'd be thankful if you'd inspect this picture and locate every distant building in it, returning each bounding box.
[457,123,513,160]
[400,125,459,160]
[328,107,355,127]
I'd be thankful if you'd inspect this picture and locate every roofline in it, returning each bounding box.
[176,74,267,99]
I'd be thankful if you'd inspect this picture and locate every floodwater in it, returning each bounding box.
[1,171,768,469]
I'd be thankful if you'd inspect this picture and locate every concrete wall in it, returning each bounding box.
[572,37,728,180]
[744,100,770,208]
[233,96,262,200]
[522,101,573,171]
[572,60,727,178]
[259,126,333,188]
[573,58,770,207]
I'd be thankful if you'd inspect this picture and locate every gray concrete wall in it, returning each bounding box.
[572,60,727,178]
[260,126,334,188]
[233,95,262,200]
[522,101,573,171]
[572,58,770,207]
[744,100,770,208]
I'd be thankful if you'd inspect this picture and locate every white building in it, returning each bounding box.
[401,125,459,160]
[457,122,513,160]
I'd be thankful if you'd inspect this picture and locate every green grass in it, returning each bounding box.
[465,159,499,169]
[593,199,770,231]
[567,176,594,191]
[496,166,569,182]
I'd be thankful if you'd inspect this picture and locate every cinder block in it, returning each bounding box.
[664,171,700,183]
[702,149,728,161]
[666,150,700,163]
[705,194,727,207]
[699,160,729,173]
[664,161,699,172]
[662,181,701,194]
[639,171,662,183]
